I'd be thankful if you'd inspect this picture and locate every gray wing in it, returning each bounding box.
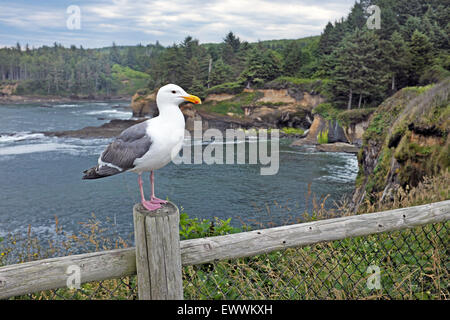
[100,121,152,171]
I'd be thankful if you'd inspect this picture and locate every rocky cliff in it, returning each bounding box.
[290,108,372,153]
[130,90,158,117]
[130,85,326,132]
[351,79,449,211]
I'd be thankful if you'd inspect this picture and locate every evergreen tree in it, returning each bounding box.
[222,32,242,69]
[318,22,336,56]
[409,30,433,84]
[382,31,410,91]
[125,47,137,69]
[109,42,121,65]
[223,32,241,52]
[376,1,400,40]
[400,16,422,41]
[209,59,233,86]
[239,47,281,88]
[282,42,308,76]
[330,29,388,109]
[346,1,366,30]
[189,78,207,99]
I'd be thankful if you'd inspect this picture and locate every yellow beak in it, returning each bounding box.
[182,94,202,105]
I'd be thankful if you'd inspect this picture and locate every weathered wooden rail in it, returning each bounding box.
[0,200,449,299]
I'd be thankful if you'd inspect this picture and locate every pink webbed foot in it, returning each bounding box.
[141,200,162,211]
[150,196,167,204]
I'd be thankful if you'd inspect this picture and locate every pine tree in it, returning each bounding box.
[223,32,241,52]
[189,78,207,99]
[346,1,366,30]
[126,47,137,69]
[239,48,281,87]
[409,30,433,84]
[209,58,233,87]
[109,42,121,65]
[318,22,336,56]
[331,29,388,109]
[376,0,400,40]
[382,31,410,91]
[222,32,241,69]
[239,47,265,87]
[282,41,309,76]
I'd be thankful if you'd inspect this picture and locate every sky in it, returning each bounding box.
[0,0,356,48]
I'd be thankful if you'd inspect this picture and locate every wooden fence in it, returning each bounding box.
[0,200,449,300]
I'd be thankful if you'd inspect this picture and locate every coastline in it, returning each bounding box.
[1,94,360,154]
[0,94,132,105]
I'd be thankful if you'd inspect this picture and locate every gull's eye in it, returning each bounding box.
[171,90,176,94]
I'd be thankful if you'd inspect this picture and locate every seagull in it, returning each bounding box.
[82,84,201,211]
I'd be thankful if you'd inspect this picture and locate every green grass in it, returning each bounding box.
[111,64,150,80]
[266,77,330,95]
[337,108,377,127]
[206,82,244,95]
[111,64,151,96]
[206,101,244,115]
[271,76,320,85]
[313,103,376,130]
[281,127,305,136]
[312,103,340,121]
[198,91,264,116]
[317,129,329,144]
[404,84,435,95]
[365,113,386,136]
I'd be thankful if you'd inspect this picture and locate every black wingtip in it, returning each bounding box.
[82,166,102,180]
[82,165,122,180]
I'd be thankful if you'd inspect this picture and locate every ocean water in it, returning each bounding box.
[0,101,358,243]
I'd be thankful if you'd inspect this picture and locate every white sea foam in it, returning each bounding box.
[184,137,271,147]
[0,143,78,155]
[53,104,79,108]
[0,132,110,157]
[280,150,318,155]
[316,154,358,183]
[85,109,132,117]
[0,132,45,143]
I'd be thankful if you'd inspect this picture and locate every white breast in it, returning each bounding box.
[131,117,185,173]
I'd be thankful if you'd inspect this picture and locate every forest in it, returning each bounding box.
[0,0,448,110]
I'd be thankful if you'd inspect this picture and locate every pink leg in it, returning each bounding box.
[150,170,167,204]
[138,174,161,211]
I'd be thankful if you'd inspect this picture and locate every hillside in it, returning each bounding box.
[351,78,450,211]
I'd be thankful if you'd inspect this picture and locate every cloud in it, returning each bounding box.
[0,0,355,47]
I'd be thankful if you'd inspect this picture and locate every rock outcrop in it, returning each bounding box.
[44,119,146,138]
[0,83,17,96]
[130,90,158,117]
[291,106,373,148]
[290,114,328,146]
[316,142,360,153]
[180,104,257,132]
[290,114,357,146]
[343,120,369,146]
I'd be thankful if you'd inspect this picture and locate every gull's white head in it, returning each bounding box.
[156,84,201,108]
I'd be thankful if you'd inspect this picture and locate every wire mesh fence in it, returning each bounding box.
[183,221,448,299]
[9,220,448,300]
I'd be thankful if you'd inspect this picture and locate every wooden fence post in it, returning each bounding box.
[133,201,183,300]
